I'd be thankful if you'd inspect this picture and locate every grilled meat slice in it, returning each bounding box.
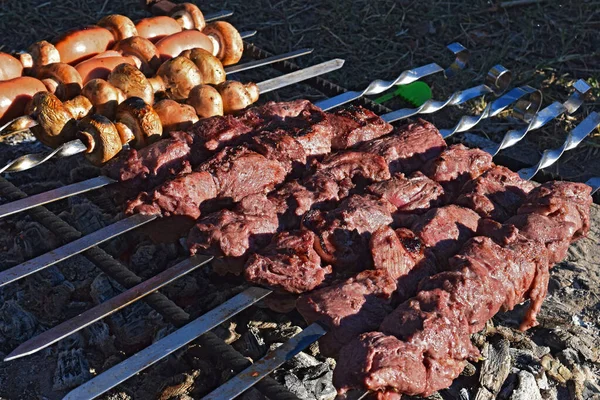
[297,270,397,357]
[329,106,393,149]
[456,165,535,221]
[335,233,549,397]
[125,171,217,219]
[422,144,494,200]
[360,119,446,174]
[244,230,330,294]
[411,205,481,265]
[369,226,419,280]
[303,194,396,269]
[187,194,280,258]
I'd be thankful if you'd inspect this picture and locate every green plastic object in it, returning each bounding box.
[374,81,432,106]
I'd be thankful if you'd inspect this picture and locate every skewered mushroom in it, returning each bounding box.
[97,14,138,41]
[216,81,259,114]
[112,36,162,76]
[187,84,223,118]
[53,26,116,64]
[154,99,199,132]
[180,48,226,85]
[203,21,244,66]
[107,63,155,104]
[78,114,124,165]
[32,63,83,101]
[26,92,80,147]
[114,97,163,148]
[81,79,126,120]
[148,56,203,100]
[170,3,205,30]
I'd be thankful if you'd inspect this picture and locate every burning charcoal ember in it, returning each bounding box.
[360,119,446,174]
[0,300,39,350]
[422,144,494,200]
[52,348,93,391]
[232,327,267,361]
[244,230,331,294]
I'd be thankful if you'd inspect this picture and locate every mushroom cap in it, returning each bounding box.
[154,99,199,132]
[63,95,93,119]
[244,82,260,103]
[0,52,23,80]
[78,114,123,165]
[115,97,162,148]
[98,14,138,41]
[154,56,203,101]
[203,21,243,66]
[187,84,223,118]
[170,3,205,30]
[33,62,82,100]
[107,63,154,104]
[113,36,161,76]
[81,78,125,120]
[217,81,254,114]
[27,41,61,68]
[26,91,78,147]
[181,48,226,85]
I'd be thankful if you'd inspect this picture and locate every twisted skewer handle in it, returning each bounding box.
[439,85,542,139]
[518,112,600,180]
[483,79,591,156]
[315,42,470,111]
[0,139,87,174]
[382,65,510,124]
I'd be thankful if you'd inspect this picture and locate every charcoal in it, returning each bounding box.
[83,320,116,355]
[232,327,267,361]
[53,348,92,391]
[474,337,511,400]
[14,220,59,259]
[130,242,178,279]
[540,355,572,384]
[57,331,85,352]
[59,198,114,235]
[158,370,200,400]
[296,363,336,400]
[0,300,38,349]
[509,371,543,400]
[24,266,75,321]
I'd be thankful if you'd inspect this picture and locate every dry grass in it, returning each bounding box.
[0,0,599,176]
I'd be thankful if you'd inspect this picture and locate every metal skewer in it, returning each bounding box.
[314,42,469,111]
[4,254,213,361]
[439,85,542,139]
[0,55,339,174]
[381,64,511,123]
[586,177,600,195]
[61,287,272,400]
[204,10,234,22]
[482,79,591,156]
[517,112,600,180]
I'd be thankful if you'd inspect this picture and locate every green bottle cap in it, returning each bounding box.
[374,81,432,106]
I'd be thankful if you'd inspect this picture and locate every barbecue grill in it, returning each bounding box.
[0,3,599,400]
